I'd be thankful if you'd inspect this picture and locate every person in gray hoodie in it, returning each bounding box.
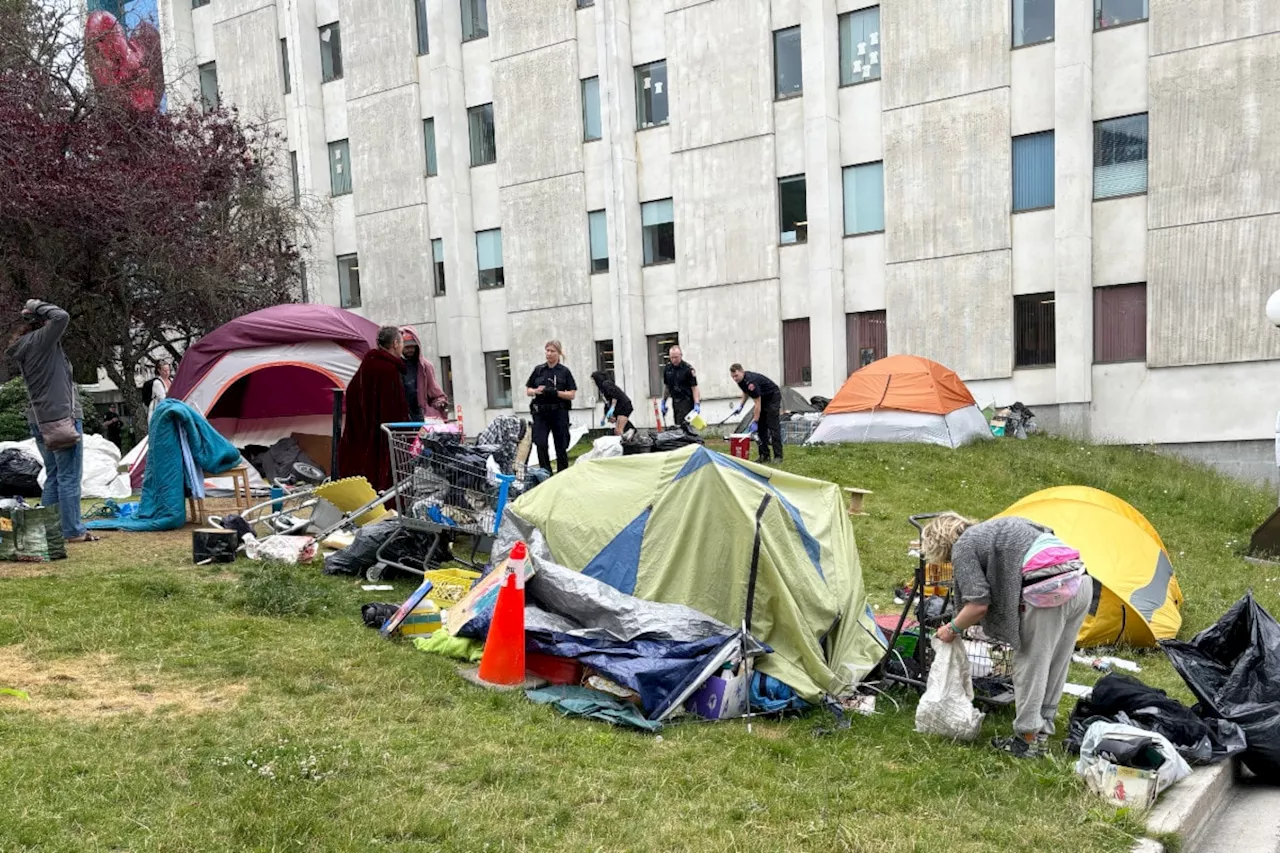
[6,299,96,542]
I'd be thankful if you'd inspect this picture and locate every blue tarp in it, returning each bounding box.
[526,685,661,731]
[89,400,240,532]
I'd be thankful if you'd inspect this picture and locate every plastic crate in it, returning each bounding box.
[422,568,481,607]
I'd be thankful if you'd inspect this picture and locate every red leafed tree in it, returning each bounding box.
[0,0,314,432]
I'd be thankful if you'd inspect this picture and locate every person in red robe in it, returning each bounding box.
[338,326,410,491]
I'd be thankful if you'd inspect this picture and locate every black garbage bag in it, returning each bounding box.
[1063,673,1247,764]
[809,396,832,411]
[621,432,653,455]
[323,518,450,578]
[361,602,398,630]
[1162,592,1280,779]
[0,448,42,499]
[652,430,703,453]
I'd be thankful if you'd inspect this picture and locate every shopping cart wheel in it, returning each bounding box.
[292,462,327,485]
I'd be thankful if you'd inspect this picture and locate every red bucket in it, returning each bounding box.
[728,435,752,460]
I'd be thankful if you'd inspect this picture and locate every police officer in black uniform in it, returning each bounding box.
[660,345,701,428]
[525,340,577,473]
[729,363,784,463]
[591,370,636,436]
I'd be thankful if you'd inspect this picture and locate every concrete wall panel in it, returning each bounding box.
[471,166,502,230]
[576,7,599,78]
[353,205,434,325]
[883,88,1012,263]
[643,265,679,336]
[1092,24,1148,120]
[886,250,1013,380]
[1092,195,1147,286]
[1012,209,1055,295]
[673,135,778,289]
[493,43,585,187]
[210,0,274,24]
[508,303,594,414]
[843,233,885,312]
[667,0,773,152]
[591,272,614,341]
[339,0,416,99]
[584,142,609,210]
[1148,214,1280,367]
[491,0,574,61]
[211,7,283,118]
[631,1,666,65]
[838,81,883,165]
[1150,0,1279,56]
[500,173,591,312]
[779,246,810,320]
[478,289,510,351]
[636,128,673,201]
[462,38,493,103]
[679,280,783,399]
[322,80,348,140]
[1010,43,1054,135]
[1149,35,1280,229]
[882,0,1009,110]
[774,98,806,178]
[348,86,426,215]
[314,0,339,25]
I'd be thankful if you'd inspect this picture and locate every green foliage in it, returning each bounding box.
[0,377,102,441]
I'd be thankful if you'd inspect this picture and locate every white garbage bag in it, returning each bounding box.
[576,435,623,465]
[1076,722,1191,800]
[9,435,132,499]
[915,637,985,742]
[242,533,318,565]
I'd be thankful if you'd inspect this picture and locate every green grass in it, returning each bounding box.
[0,436,1274,852]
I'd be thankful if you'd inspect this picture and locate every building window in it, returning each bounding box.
[432,238,445,296]
[476,228,503,289]
[782,318,812,386]
[588,210,609,274]
[468,103,496,166]
[1094,113,1148,200]
[779,175,807,245]
[635,61,668,129]
[1013,131,1055,212]
[1095,0,1147,29]
[647,332,679,397]
[1013,0,1055,47]
[577,0,594,7]
[641,198,675,266]
[838,7,881,86]
[461,0,488,41]
[192,0,209,8]
[289,151,300,206]
[319,23,343,82]
[484,350,511,408]
[774,26,802,99]
[198,61,218,112]
[281,39,291,94]
[595,340,615,381]
[337,254,361,309]
[842,161,884,236]
[1014,293,1056,367]
[582,77,602,142]
[439,355,454,403]
[846,311,887,374]
[1094,284,1146,363]
[328,139,351,196]
[415,0,429,55]
[423,118,438,176]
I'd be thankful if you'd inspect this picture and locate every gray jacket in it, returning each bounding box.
[950,516,1054,651]
[7,301,83,425]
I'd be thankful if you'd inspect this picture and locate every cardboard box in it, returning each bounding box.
[686,664,749,720]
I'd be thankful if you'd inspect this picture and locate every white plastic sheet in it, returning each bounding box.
[576,435,623,465]
[243,533,318,564]
[1,435,132,499]
[915,637,985,742]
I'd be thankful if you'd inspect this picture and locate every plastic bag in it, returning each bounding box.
[915,637,985,742]
[242,533,318,564]
[1162,592,1280,780]
[1076,721,1191,798]
[576,436,623,465]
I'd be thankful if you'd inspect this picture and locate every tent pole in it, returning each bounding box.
[330,388,344,478]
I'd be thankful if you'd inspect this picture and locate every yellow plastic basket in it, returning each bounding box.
[423,568,482,607]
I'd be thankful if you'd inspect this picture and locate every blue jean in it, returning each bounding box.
[30,420,86,540]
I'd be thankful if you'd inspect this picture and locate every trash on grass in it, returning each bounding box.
[1076,721,1191,809]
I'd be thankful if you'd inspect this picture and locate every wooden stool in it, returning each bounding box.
[187,496,206,526]
[221,466,251,512]
[844,487,873,516]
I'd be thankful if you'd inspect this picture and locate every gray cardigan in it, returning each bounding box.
[949,516,1054,650]
[8,301,82,425]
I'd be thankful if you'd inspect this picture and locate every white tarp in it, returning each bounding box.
[806,406,992,449]
[0,434,132,499]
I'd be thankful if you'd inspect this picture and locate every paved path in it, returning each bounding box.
[1192,778,1280,853]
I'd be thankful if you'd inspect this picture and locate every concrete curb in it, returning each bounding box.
[1132,759,1236,852]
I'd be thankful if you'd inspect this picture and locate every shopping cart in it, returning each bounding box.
[876,513,1015,707]
[375,423,518,575]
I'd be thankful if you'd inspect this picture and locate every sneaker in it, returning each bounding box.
[992,735,1045,759]
[756,457,771,464]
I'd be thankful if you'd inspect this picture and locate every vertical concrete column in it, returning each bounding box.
[803,0,846,394]
[598,0,649,422]
[1053,0,1094,435]
[427,0,487,426]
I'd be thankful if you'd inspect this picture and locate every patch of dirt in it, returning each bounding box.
[0,564,57,580]
[0,645,248,719]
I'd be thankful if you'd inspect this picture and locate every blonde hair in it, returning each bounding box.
[921,512,976,564]
[544,340,564,357]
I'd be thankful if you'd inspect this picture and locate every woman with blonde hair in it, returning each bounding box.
[524,340,577,473]
[922,511,1093,758]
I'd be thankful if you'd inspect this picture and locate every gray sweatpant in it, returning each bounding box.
[1012,575,1093,737]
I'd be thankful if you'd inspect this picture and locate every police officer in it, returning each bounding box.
[660,345,701,428]
[729,363,784,464]
[525,340,577,473]
[591,370,635,436]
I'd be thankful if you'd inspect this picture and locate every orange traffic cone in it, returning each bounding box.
[476,541,528,686]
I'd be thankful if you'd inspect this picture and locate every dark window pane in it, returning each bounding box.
[641,198,674,265]
[485,350,511,408]
[338,254,361,308]
[432,238,445,296]
[779,176,807,244]
[198,62,218,112]
[424,118,437,175]
[636,61,668,128]
[468,103,496,166]
[1094,284,1146,363]
[1013,0,1054,46]
[281,39,291,94]
[462,0,488,40]
[415,0,430,54]
[595,340,615,381]
[647,332,679,397]
[1094,113,1148,199]
[783,318,811,385]
[582,77,602,141]
[1014,293,1056,367]
[320,23,343,82]
[846,311,887,374]
[774,27,802,98]
[328,139,351,196]
[588,210,609,273]
[1095,0,1147,28]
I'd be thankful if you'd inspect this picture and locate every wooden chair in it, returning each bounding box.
[844,487,873,516]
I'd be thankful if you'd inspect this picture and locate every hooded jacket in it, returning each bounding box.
[399,326,448,421]
[338,347,411,491]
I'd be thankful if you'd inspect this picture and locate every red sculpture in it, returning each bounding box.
[85,10,164,112]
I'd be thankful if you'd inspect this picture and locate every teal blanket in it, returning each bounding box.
[89,399,240,532]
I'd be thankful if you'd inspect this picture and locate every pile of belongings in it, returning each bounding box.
[620,429,703,456]
[1162,592,1280,780]
[323,516,453,580]
[240,436,325,484]
[1075,721,1192,809]
[989,402,1037,439]
[1065,673,1246,765]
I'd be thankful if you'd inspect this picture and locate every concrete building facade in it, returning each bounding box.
[158,0,1280,480]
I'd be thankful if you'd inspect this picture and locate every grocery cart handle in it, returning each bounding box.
[908,512,946,533]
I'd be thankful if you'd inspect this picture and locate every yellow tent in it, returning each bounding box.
[998,486,1184,647]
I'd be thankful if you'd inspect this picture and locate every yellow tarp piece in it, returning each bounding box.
[314,477,389,527]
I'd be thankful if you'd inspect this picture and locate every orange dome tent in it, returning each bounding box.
[807,355,992,449]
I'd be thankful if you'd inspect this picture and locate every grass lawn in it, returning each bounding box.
[1,435,1275,852]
